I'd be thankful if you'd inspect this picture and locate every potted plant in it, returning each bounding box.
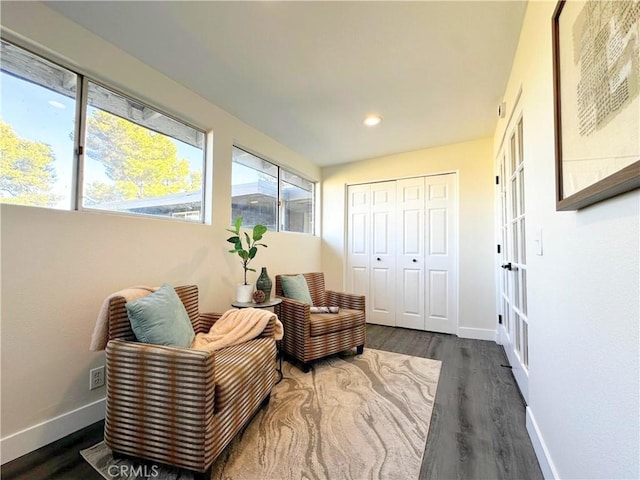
[226,217,268,302]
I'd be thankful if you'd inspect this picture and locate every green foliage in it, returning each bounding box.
[84,110,198,203]
[0,121,60,206]
[226,217,268,285]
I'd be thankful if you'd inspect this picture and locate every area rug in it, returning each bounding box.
[81,348,441,480]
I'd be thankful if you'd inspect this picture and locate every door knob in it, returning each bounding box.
[412,259,417,263]
[376,257,381,261]
[501,263,512,270]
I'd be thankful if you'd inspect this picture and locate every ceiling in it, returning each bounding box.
[47,1,527,167]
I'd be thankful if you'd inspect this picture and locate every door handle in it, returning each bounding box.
[376,257,381,261]
[412,259,418,263]
[501,263,512,270]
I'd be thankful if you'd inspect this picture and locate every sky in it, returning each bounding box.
[1,71,204,209]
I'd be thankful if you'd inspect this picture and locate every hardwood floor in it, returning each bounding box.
[1,420,104,480]
[1,325,543,480]
[366,325,543,480]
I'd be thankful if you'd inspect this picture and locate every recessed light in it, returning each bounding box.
[363,114,382,127]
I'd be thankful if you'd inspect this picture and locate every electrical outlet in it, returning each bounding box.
[89,366,105,390]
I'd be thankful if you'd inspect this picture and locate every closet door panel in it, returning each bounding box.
[346,185,370,300]
[395,177,425,330]
[369,181,396,326]
[424,174,458,334]
[428,270,448,318]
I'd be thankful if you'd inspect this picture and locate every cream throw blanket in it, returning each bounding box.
[191,308,284,353]
[90,286,158,351]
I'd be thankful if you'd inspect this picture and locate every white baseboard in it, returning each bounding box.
[526,406,559,480]
[457,326,497,342]
[1,398,106,464]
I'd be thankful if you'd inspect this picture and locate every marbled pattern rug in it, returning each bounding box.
[81,348,441,480]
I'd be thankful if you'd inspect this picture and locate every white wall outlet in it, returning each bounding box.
[89,366,105,390]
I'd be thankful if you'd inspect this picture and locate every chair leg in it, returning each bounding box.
[356,344,364,355]
[285,351,311,373]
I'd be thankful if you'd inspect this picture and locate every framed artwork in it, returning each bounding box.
[552,0,640,210]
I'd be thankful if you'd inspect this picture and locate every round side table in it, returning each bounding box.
[231,298,282,309]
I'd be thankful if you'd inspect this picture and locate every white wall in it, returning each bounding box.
[321,138,497,338]
[494,2,639,479]
[0,1,321,461]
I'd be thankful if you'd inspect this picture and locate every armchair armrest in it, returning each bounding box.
[277,296,310,319]
[199,311,276,338]
[276,296,311,334]
[105,340,216,419]
[326,290,366,311]
[198,312,223,334]
[258,316,278,339]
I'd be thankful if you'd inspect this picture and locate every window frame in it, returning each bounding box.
[231,145,316,235]
[1,37,208,224]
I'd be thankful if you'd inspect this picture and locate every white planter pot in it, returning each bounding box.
[236,284,254,303]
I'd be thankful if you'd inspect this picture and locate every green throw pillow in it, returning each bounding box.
[280,274,313,305]
[126,283,195,348]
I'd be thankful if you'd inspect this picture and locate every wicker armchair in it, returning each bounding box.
[103,285,277,478]
[275,272,366,372]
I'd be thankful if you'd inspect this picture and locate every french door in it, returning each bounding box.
[498,109,529,402]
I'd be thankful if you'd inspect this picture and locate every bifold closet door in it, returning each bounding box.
[346,184,370,300]
[346,182,396,326]
[346,174,457,333]
[424,174,457,334]
[369,182,396,326]
[395,177,425,329]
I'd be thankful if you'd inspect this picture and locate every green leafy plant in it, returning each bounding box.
[226,217,268,285]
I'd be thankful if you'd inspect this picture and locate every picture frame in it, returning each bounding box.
[552,0,640,211]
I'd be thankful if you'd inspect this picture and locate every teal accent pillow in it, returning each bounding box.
[280,274,313,305]
[126,284,195,348]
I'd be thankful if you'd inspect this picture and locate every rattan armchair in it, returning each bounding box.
[275,272,366,372]
[103,285,277,478]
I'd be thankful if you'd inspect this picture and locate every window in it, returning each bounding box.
[232,147,314,234]
[0,40,206,222]
[280,169,314,234]
[0,40,77,209]
[82,81,205,219]
[231,148,278,230]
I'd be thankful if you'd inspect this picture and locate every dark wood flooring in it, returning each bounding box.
[366,325,543,480]
[2,324,543,480]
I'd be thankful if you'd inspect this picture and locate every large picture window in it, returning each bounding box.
[0,40,206,222]
[232,146,314,234]
[0,40,77,209]
[83,81,205,219]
